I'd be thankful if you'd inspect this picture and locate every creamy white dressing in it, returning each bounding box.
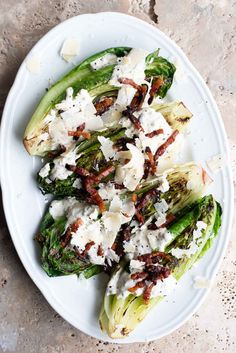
[109,48,149,86]
[171,221,207,259]
[123,222,173,258]
[90,53,117,70]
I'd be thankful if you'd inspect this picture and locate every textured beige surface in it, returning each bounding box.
[0,1,236,352]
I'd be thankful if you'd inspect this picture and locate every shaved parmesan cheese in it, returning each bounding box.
[115,85,136,108]
[90,53,117,70]
[60,38,79,62]
[193,276,211,289]
[39,163,51,178]
[98,182,122,201]
[26,56,41,74]
[109,48,149,86]
[207,154,226,173]
[97,136,115,161]
[115,143,144,191]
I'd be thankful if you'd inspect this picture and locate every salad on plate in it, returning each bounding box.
[23,47,222,338]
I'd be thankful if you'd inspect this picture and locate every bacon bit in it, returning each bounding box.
[68,130,91,139]
[66,165,93,177]
[114,183,125,190]
[61,218,83,248]
[148,77,164,105]
[76,241,95,259]
[96,165,115,182]
[143,160,151,179]
[84,178,106,212]
[145,147,157,174]
[118,77,141,91]
[147,223,158,230]
[137,251,172,263]
[97,245,104,257]
[128,281,145,293]
[135,210,145,224]
[131,272,148,281]
[143,283,155,304]
[130,84,148,111]
[95,97,114,115]
[123,108,144,131]
[111,242,117,251]
[131,193,137,203]
[154,130,179,161]
[47,144,66,158]
[145,129,164,138]
[158,213,176,228]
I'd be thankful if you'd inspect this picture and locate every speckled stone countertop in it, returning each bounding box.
[0,1,236,352]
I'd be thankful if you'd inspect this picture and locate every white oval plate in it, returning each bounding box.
[0,12,234,343]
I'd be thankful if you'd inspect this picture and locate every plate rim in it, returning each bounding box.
[0,11,234,343]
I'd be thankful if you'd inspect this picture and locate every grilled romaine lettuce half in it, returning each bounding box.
[36,162,210,278]
[37,97,192,198]
[99,195,222,338]
[36,210,102,278]
[23,47,176,156]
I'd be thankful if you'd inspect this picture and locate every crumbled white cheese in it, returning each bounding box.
[26,55,41,74]
[90,53,117,70]
[193,275,211,289]
[109,48,149,86]
[150,275,177,298]
[115,143,144,191]
[60,38,79,62]
[171,221,207,259]
[206,154,226,173]
[97,136,115,161]
[38,163,51,178]
[154,199,169,227]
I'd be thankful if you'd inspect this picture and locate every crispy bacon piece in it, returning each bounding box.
[97,245,104,257]
[148,77,164,105]
[154,130,179,161]
[118,78,141,91]
[143,160,151,180]
[47,144,66,158]
[95,97,114,115]
[95,165,115,182]
[145,147,157,174]
[131,193,137,203]
[137,251,172,263]
[130,85,148,111]
[135,210,145,224]
[145,129,164,138]
[128,281,145,293]
[68,130,91,139]
[84,178,106,212]
[61,218,83,248]
[76,241,95,259]
[131,272,148,281]
[123,108,144,131]
[66,165,93,177]
[143,283,155,304]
